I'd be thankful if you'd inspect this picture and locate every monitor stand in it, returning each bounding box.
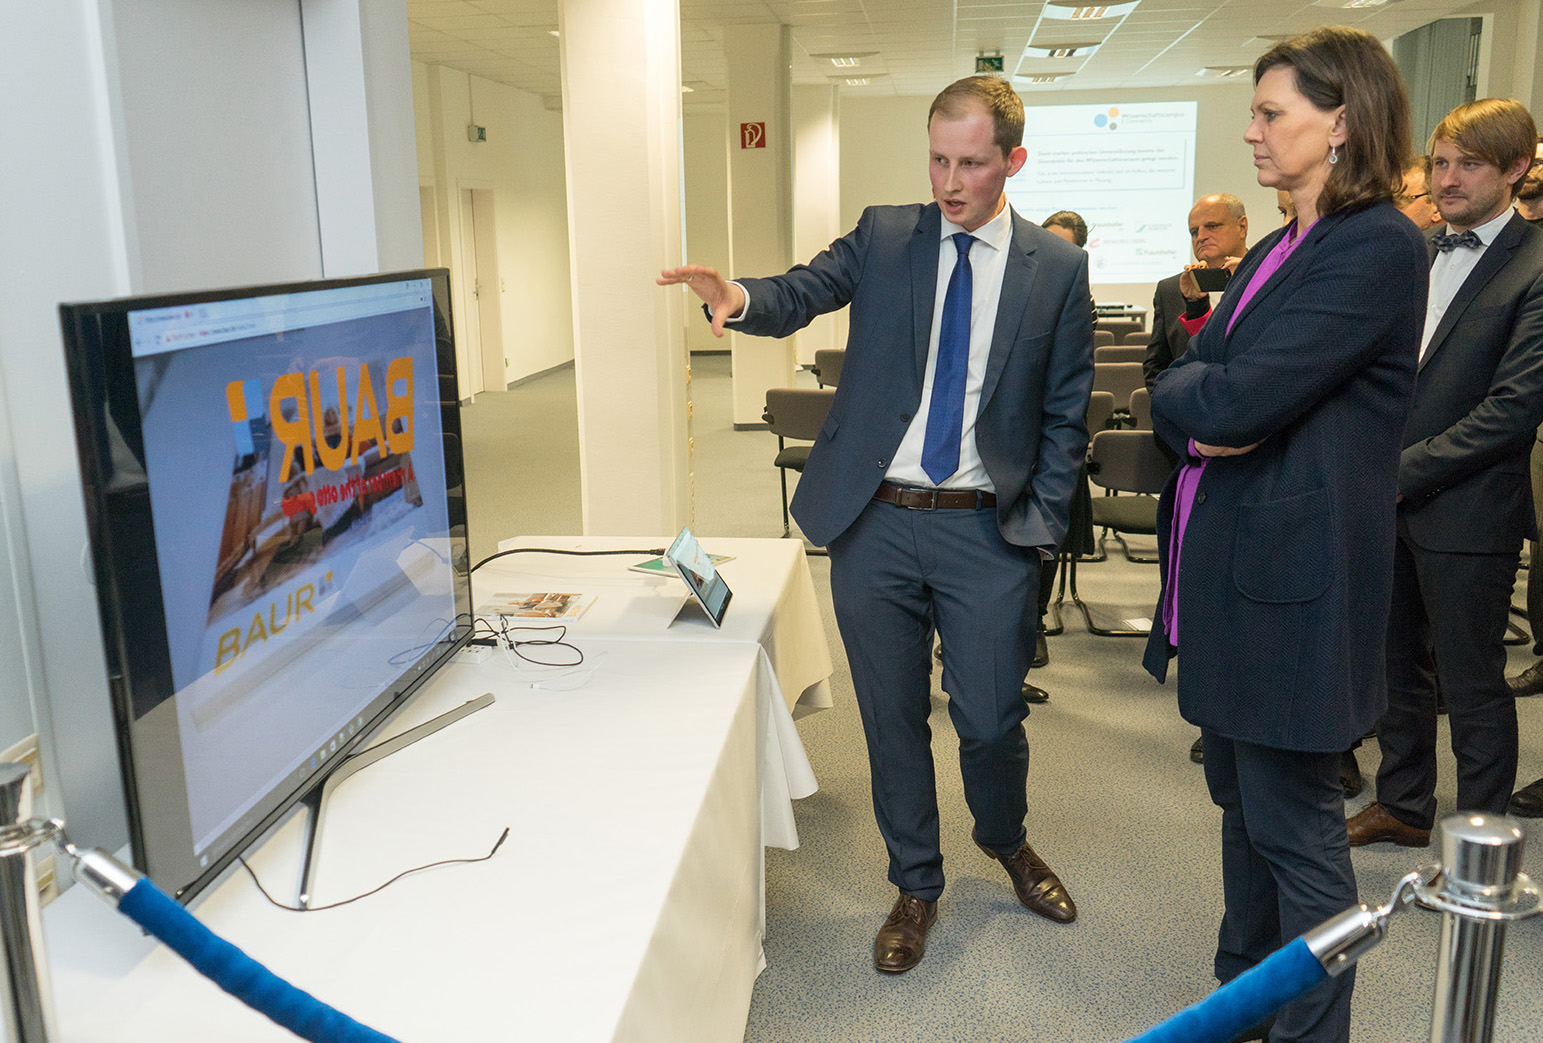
[294,691,495,908]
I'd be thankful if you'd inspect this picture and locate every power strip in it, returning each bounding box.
[456,644,494,665]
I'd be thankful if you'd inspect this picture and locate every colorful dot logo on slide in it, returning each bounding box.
[1094,107,1120,131]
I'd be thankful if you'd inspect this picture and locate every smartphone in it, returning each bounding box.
[1193,267,1231,293]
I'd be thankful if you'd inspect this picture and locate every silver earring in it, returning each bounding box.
[1329,144,1339,165]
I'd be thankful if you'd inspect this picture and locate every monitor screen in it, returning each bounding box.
[60,268,472,901]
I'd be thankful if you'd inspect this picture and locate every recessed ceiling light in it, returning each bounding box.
[829,57,862,67]
[842,77,871,86]
[1017,73,1070,84]
[1023,42,1101,59]
[1196,66,1252,77]
[681,85,694,93]
[809,51,877,63]
[1042,1,1139,20]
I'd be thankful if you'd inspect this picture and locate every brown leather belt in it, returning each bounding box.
[872,481,997,510]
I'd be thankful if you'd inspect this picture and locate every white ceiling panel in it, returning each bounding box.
[408,0,1479,102]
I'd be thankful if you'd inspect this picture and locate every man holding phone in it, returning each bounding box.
[1141,194,1248,392]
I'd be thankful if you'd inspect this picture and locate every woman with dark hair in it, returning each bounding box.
[1144,26,1428,1043]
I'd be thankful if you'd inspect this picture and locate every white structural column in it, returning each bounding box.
[725,24,796,427]
[301,0,424,275]
[559,0,689,534]
[791,84,842,368]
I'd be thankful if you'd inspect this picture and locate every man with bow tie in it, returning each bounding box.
[1347,99,1543,848]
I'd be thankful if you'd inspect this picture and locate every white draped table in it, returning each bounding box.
[42,537,834,1043]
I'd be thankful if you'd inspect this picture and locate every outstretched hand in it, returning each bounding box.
[657,265,745,337]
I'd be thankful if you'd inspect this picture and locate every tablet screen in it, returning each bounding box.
[665,527,731,627]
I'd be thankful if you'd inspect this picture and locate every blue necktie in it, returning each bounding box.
[921,233,974,484]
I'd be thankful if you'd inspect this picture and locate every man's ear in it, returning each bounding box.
[1007,145,1028,178]
[1506,154,1532,189]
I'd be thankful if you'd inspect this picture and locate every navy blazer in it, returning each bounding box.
[734,203,1094,551]
[1143,203,1428,752]
[1399,212,1543,553]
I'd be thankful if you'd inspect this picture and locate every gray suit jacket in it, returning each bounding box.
[734,203,1093,550]
[1400,211,1543,552]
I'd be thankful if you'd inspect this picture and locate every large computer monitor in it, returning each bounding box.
[60,268,472,902]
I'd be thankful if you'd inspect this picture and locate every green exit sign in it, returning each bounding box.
[975,55,1004,73]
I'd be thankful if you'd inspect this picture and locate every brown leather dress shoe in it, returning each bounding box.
[1346,802,1431,848]
[1509,660,1543,697]
[873,893,938,973]
[1509,777,1543,817]
[975,833,1077,923]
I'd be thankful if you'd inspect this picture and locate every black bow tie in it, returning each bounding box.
[1434,230,1482,252]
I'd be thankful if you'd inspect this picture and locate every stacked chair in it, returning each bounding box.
[762,387,835,553]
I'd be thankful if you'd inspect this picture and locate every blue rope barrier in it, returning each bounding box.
[117,878,404,1043]
[1123,937,1328,1043]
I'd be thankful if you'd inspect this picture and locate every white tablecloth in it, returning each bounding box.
[44,639,789,1042]
[482,535,835,718]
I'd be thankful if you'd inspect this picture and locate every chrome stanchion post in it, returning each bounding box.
[1415,814,1539,1043]
[0,762,58,1043]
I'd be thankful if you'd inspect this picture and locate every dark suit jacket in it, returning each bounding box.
[1398,212,1543,553]
[734,203,1094,551]
[1143,273,1200,391]
[1142,203,1428,752]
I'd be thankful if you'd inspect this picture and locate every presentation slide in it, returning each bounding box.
[133,295,457,852]
[1005,102,1197,283]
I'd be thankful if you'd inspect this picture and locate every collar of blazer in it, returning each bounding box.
[907,202,1043,408]
[1419,210,1528,371]
[1209,210,1347,341]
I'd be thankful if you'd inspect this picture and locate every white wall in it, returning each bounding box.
[412,62,575,387]
[791,85,843,366]
[838,82,1271,325]
[0,0,421,854]
[1456,0,1543,112]
[111,1,323,290]
[683,111,732,354]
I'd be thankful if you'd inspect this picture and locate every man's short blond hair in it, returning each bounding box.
[928,76,1024,159]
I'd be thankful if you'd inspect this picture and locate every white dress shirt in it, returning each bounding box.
[886,204,1015,490]
[728,202,1015,490]
[1421,208,1514,363]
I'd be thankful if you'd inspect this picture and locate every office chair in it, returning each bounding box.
[1128,387,1152,430]
[1094,345,1145,365]
[1096,318,1143,342]
[1093,361,1145,428]
[1043,391,1115,636]
[811,348,845,388]
[1059,429,1173,637]
[762,387,836,553]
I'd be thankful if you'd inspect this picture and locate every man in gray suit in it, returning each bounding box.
[1346,99,1543,846]
[660,76,1093,973]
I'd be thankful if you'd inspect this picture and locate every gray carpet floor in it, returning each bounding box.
[460,355,1543,1042]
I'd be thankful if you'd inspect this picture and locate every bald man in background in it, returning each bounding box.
[1141,193,1247,393]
